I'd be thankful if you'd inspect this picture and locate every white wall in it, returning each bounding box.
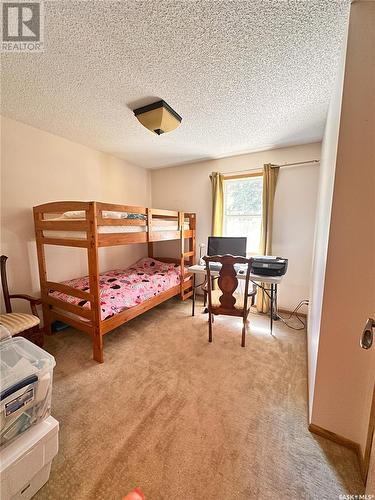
[309,1,375,455]
[273,163,320,309]
[0,116,151,311]
[151,142,321,311]
[0,118,320,315]
[307,15,348,418]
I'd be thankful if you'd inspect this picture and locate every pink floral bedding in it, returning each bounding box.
[50,258,182,320]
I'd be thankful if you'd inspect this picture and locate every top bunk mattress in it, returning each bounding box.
[49,258,182,321]
[43,223,189,238]
[44,211,190,238]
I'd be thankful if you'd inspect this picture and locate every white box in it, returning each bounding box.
[0,338,56,448]
[0,416,59,500]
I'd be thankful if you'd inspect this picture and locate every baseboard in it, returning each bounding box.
[308,423,365,481]
[278,307,307,319]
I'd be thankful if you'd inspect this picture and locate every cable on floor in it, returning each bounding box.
[276,299,309,331]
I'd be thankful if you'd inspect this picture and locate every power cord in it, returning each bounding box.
[276,299,309,331]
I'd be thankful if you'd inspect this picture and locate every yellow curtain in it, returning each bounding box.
[256,164,279,313]
[210,172,224,236]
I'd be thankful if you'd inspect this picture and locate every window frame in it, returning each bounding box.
[222,171,263,256]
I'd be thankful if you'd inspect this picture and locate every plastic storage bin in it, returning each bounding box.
[0,416,59,500]
[0,325,12,341]
[0,338,55,448]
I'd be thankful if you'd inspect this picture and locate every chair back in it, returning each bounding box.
[203,254,253,316]
[0,255,12,313]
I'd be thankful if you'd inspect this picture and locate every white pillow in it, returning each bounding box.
[63,210,86,219]
[102,211,126,219]
[63,210,130,219]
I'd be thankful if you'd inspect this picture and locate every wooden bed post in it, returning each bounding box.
[147,208,153,258]
[33,209,52,335]
[180,212,196,301]
[189,213,196,265]
[87,202,103,363]
[179,211,185,299]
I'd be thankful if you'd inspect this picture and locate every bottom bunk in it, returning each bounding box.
[45,258,193,362]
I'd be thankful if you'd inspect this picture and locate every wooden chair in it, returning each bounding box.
[0,255,44,346]
[203,254,257,347]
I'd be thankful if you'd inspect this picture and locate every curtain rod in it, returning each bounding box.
[224,159,319,175]
[270,159,320,168]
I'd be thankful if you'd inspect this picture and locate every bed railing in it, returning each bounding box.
[33,201,192,247]
[45,281,94,316]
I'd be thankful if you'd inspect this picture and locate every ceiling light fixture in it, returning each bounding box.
[133,100,182,135]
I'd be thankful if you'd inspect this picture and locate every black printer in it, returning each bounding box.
[251,256,288,277]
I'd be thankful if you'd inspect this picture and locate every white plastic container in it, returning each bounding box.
[0,416,59,500]
[0,338,55,448]
[0,325,12,342]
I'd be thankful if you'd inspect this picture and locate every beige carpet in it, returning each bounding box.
[36,298,363,500]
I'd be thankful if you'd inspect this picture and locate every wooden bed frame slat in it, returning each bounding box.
[34,201,90,213]
[46,295,93,320]
[42,237,89,248]
[98,232,148,246]
[182,279,193,290]
[33,202,196,363]
[36,220,89,230]
[182,290,193,300]
[50,310,93,334]
[96,202,147,214]
[46,281,94,301]
[150,208,179,217]
[149,230,181,242]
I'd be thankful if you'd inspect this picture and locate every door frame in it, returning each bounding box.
[364,383,375,483]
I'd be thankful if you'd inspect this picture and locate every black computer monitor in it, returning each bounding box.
[207,236,247,257]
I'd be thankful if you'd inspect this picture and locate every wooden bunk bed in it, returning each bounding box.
[33,201,196,363]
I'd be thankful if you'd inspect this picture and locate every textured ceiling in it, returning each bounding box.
[1,0,350,169]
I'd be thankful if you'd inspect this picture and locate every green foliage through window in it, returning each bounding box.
[223,176,263,254]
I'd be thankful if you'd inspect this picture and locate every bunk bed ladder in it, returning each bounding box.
[180,212,196,301]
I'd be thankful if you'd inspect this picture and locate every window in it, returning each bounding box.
[223,174,263,255]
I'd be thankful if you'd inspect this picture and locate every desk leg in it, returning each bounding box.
[274,284,278,321]
[270,284,274,335]
[192,273,196,317]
